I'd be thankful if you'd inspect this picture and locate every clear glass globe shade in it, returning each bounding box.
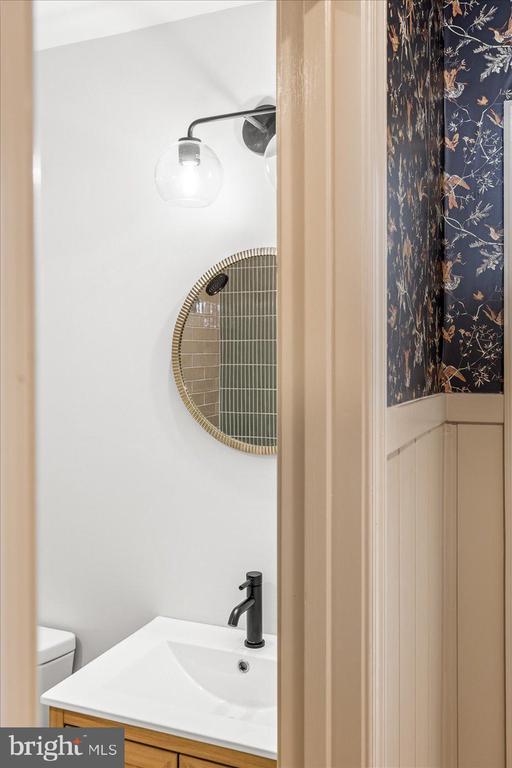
[155,139,223,207]
[264,134,277,188]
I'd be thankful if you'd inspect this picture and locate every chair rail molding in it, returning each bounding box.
[387,392,505,458]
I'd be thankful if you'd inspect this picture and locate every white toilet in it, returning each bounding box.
[37,626,76,726]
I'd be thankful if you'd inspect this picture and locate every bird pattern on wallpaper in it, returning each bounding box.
[387,0,512,404]
[442,0,512,394]
[387,0,444,405]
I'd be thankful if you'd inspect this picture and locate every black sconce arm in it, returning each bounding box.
[186,105,276,140]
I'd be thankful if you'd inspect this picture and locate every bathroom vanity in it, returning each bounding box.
[49,708,274,768]
[42,618,276,768]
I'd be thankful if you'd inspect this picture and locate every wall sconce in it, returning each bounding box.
[155,104,276,207]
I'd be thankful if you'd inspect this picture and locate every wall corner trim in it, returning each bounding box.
[503,97,512,768]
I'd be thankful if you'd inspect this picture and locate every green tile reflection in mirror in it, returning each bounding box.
[172,248,277,455]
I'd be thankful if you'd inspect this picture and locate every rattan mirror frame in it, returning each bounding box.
[172,247,277,455]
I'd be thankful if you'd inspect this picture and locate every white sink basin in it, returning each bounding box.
[41,617,277,759]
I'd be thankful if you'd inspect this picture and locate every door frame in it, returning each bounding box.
[277,1,387,765]
[0,0,389,754]
[0,0,36,726]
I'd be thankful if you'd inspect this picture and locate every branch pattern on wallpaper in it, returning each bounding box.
[387,0,444,405]
[442,0,512,395]
[387,0,512,404]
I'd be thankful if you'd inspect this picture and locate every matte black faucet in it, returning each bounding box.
[228,571,265,648]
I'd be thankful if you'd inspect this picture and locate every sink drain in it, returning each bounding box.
[238,660,250,673]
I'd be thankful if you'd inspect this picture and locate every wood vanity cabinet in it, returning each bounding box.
[179,758,233,768]
[125,741,177,768]
[49,708,276,768]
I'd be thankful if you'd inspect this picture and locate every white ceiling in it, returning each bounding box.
[33,0,265,51]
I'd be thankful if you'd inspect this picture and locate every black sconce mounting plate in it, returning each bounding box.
[242,104,276,155]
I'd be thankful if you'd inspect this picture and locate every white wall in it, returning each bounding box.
[35,1,277,667]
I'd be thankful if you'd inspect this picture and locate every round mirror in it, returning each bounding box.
[172,247,277,455]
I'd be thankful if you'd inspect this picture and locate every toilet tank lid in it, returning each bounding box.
[37,626,76,666]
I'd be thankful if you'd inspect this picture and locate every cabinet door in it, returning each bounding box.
[125,740,177,768]
[179,756,230,768]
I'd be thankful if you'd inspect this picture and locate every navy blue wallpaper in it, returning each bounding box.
[442,0,512,393]
[387,0,444,405]
[387,0,512,404]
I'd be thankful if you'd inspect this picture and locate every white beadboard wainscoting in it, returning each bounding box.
[385,393,504,768]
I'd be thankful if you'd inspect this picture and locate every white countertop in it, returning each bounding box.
[41,616,277,760]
